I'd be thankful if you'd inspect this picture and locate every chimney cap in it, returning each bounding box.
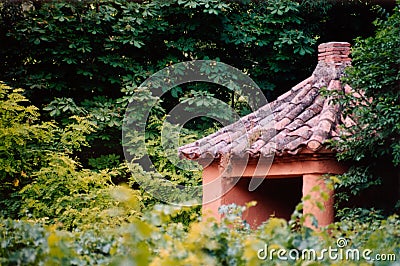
[318,42,351,49]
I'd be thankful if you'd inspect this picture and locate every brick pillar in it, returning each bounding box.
[202,162,223,221]
[302,174,334,228]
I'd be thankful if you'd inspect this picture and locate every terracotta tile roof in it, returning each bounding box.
[179,42,352,160]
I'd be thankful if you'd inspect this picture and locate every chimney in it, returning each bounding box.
[312,42,352,81]
[318,42,351,67]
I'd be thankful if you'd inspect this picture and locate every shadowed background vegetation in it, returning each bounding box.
[0,0,398,264]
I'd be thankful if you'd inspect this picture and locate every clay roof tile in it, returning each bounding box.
[178,42,352,159]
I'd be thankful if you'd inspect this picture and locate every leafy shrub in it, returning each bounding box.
[18,157,143,230]
[0,219,48,265]
[327,1,400,218]
[1,203,399,265]
[0,83,95,217]
[88,154,121,170]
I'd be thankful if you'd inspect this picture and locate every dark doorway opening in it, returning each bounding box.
[223,177,303,228]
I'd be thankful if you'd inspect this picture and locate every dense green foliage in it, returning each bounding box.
[0,83,145,228]
[0,0,399,265]
[0,83,96,217]
[327,3,400,217]
[1,0,318,94]
[339,5,400,166]
[1,203,399,265]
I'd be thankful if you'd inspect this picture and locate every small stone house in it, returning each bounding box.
[179,42,352,228]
